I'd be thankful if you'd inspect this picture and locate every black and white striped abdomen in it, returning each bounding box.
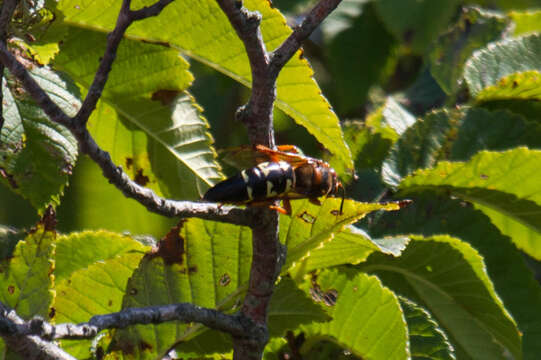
[203,161,295,203]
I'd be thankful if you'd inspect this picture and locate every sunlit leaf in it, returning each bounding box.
[361,235,521,360]
[293,225,409,273]
[54,27,222,199]
[110,219,252,359]
[369,193,541,359]
[57,0,353,173]
[279,197,404,272]
[268,277,330,337]
[428,7,509,94]
[55,231,148,358]
[509,10,541,36]
[299,268,408,359]
[0,224,54,318]
[0,67,79,212]
[464,33,541,98]
[401,148,541,261]
[400,297,455,360]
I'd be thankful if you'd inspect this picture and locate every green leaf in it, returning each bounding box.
[475,70,541,103]
[361,235,521,360]
[56,0,353,173]
[449,107,541,161]
[0,226,24,261]
[0,224,54,318]
[399,68,447,114]
[428,7,509,94]
[382,109,460,187]
[320,0,369,41]
[368,193,541,360]
[110,219,252,359]
[262,336,288,360]
[53,231,148,358]
[20,1,68,66]
[466,0,539,11]
[53,27,222,199]
[294,225,409,273]
[374,0,460,53]
[0,67,79,212]
[55,230,149,283]
[475,203,541,260]
[279,197,403,272]
[324,2,396,114]
[57,156,175,237]
[268,277,330,337]
[382,107,541,187]
[299,268,408,360]
[509,10,541,36]
[401,148,541,260]
[464,33,541,98]
[400,297,455,360]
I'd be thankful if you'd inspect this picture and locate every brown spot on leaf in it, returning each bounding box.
[298,211,316,224]
[151,89,180,106]
[40,206,57,231]
[219,273,231,286]
[49,307,56,319]
[154,220,186,265]
[108,299,113,306]
[397,199,413,208]
[139,341,153,351]
[110,340,135,355]
[7,285,14,294]
[512,80,518,89]
[126,157,133,170]
[179,265,197,274]
[480,174,488,180]
[134,168,149,186]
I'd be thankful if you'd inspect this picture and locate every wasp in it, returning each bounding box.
[203,145,345,215]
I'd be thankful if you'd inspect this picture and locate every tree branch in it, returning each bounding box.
[216,0,275,147]
[216,1,342,359]
[270,0,342,74]
[0,304,76,360]
[0,40,251,226]
[73,0,175,127]
[0,302,246,341]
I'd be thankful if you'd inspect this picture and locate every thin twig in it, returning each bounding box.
[130,0,174,20]
[74,0,175,127]
[270,0,342,75]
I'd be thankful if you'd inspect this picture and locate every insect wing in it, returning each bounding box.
[218,145,308,170]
